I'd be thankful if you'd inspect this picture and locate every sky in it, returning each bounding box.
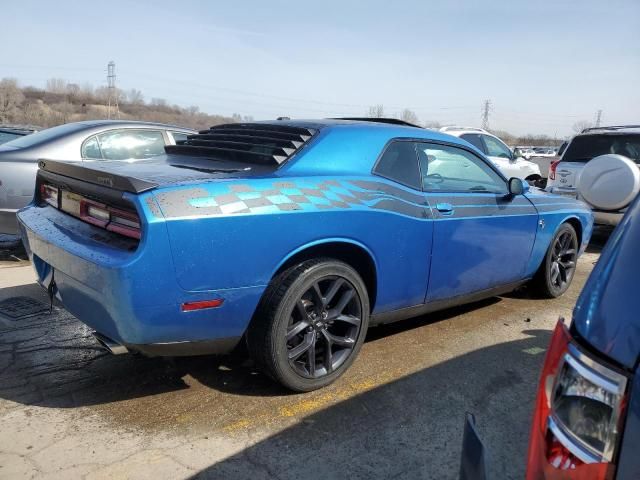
[1,0,638,137]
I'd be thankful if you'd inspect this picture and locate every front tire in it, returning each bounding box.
[531,223,578,298]
[247,258,370,392]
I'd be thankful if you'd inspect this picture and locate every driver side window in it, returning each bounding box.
[417,143,507,193]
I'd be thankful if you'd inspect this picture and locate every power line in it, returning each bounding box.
[106,61,119,119]
[595,109,603,127]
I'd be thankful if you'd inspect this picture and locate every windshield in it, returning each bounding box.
[2,123,87,149]
[563,134,640,163]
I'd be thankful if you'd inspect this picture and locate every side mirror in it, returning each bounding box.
[508,177,528,195]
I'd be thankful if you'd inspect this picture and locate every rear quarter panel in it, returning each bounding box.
[152,176,433,314]
[523,190,593,276]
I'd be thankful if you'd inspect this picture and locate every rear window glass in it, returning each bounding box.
[2,123,87,148]
[374,141,421,190]
[563,134,640,163]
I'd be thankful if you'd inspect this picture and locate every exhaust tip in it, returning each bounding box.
[92,332,128,355]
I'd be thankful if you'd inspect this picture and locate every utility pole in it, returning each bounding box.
[481,99,492,130]
[107,61,119,119]
[595,109,603,128]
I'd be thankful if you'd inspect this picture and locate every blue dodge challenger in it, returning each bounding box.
[17,119,593,391]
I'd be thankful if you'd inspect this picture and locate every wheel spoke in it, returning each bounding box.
[559,260,575,270]
[324,278,344,307]
[332,288,354,315]
[323,330,355,348]
[310,283,324,310]
[294,299,308,319]
[563,248,577,257]
[307,338,316,377]
[550,263,560,285]
[335,314,361,328]
[321,330,334,373]
[287,320,309,341]
[288,331,315,360]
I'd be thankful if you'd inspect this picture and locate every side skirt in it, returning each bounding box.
[370,280,529,326]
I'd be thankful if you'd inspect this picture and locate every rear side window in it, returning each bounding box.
[374,141,421,190]
[482,135,512,159]
[96,129,166,160]
[563,134,640,163]
[81,136,102,159]
[460,134,485,153]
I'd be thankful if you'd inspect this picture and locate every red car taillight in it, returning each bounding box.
[526,319,627,479]
[41,183,141,240]
[40,183,59,207]
[549,160,560,181]
[107,207,141,240]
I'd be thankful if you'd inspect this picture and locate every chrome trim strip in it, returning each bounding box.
[548,416,599,464]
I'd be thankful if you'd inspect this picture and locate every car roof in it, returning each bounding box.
[265,118,472,143]
[578,125,640,135]
[71,119,195,131]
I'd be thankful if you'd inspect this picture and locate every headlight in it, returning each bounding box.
[549,344,627,463]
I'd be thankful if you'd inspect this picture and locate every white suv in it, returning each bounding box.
[440,127,543,186]
[546,125,640,226]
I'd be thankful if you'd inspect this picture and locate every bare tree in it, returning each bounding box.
[151,97,167,107]
[127,89,144,105]
[367,104,385,118]
[572,120,593,134]
[400,108,419,125]
[0,78,25,122]
[66,83,80,102]
[46,78,68,94]
[423,120,442,129]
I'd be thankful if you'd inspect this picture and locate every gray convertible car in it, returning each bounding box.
[0,120,195,246]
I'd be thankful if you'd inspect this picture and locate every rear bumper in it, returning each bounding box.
[17,203,263,354]
[593,210,623,227]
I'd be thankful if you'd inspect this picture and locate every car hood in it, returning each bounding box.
[573,197,640,369]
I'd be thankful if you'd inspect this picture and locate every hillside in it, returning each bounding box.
[0,77,251,130]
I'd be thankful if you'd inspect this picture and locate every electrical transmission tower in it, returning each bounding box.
[481,99,492,130]
[107,61,119,119]
[595,109,603,128]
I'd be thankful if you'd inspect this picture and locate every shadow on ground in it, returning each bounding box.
[0,281,502,409]
[187,330,551,480]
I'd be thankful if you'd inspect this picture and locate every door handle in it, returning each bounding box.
[435,202,454,215]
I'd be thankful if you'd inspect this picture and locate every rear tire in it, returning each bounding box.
[531,223,578,298]
[247,258,369,392]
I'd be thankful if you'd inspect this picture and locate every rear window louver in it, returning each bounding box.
[165,123,317,165]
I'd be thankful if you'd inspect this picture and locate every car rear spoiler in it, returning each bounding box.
[37,159,159,194]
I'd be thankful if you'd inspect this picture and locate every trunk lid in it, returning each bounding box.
[38,155,274,193]
[573,197,640,369]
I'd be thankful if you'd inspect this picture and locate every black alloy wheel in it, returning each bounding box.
[286,277,362,379]
[247,258,370,392]
[532,223,578,298]
[549,230,578,292]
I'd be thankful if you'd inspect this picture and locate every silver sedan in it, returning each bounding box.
[0,120,195,245]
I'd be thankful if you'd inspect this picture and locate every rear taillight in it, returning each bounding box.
[80,199,110,227]
[549,160,560,181]
[526,319,626,479]
[107,207,141,240]
[41,183,141,240]
[40,184,59,207]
